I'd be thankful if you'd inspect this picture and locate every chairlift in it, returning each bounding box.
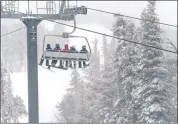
[40,34,91,70]
[39,16,91,70]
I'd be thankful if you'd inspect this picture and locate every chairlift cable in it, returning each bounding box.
[1,27,26,37]
[46,19,177,54]
[87,7,177,28]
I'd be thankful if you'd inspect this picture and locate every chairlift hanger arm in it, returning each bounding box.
[66,16,76,34]
[59,0,66,14]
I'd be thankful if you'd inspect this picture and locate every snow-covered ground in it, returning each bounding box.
[10,66,72,123]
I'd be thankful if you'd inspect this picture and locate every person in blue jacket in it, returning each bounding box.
[69,46,78,68]
[46,44,53,51]
[39,44,52,66]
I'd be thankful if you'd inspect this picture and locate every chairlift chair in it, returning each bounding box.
[43,34,91,60]
[39,33,91,70]
[39,16,91,70]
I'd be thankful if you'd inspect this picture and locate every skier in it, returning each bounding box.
[69,46,78,68]
[51,43,63,67]
[46,44,53,51]
[53,43,61,51]
[63,44,69,52]
[79,45,88,68]
[39,44,52,66]
[62,44,69,68]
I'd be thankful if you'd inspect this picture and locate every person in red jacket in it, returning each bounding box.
[63,44,69,68]
[63,44,69,52]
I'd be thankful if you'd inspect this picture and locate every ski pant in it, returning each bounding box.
[39,54,50,66]
[52,59,63,66]
[79,61,86,68]
[69,60,76,68]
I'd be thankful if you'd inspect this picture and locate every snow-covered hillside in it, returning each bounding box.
[10,66,72,123]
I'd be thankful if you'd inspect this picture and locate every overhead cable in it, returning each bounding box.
[87,7,177,28]
[46,19,177,54]
[1,27,26,37]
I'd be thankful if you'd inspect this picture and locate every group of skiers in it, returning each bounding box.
[40,43,88,68]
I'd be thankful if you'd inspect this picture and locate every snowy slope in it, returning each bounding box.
[10,66,72,123]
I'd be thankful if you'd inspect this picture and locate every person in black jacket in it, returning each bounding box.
[79,45,88,68]
[51,43,62,67]
[69,46,78,68]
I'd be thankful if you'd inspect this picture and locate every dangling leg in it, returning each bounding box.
[74,61,76,68]
[69,60,72,68]
[60,60,63,67]
[46,60,49,66]
[83,61,86,68]
[51,57,54,66]
[79,61,82,68]
[54,60,57,66]
[39,54,44,65]
[52,58,57,67]
[45,57,50,66]
[65,60,68,68]
[51,60,55,66]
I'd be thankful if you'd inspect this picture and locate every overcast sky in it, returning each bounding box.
[17,1,177,24]
[2,1,176,27]
[2,1,177,41]
[5,1,176,44]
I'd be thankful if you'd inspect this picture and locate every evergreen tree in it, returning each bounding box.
[55,93,76,123]
[108,15,139,123]
[56,69,88,123]
[102,36,109,67]
[80,38,103,122]
[90,38,101,77]
[135,1,175,123]
[1,64,27,123]
[108,38,117,58]
[55,38,102,123]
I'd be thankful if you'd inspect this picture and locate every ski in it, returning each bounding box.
[49,65,68,70]
[38,65,54,72]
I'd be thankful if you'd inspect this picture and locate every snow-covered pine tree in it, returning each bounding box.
[56,68,89,123]
[89,38,101,77]
[102,36,109,67]
[108,38,117,58]
[165,56,177,121]
[135,1,175,123]
[10,95,27,123]
[102,14,140,123]
[55,93,76,123]
[80,38,102,122]
[95,35,119,123]
[1,64,27,123]
[55,38,102,123]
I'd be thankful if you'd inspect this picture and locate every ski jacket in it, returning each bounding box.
[80,48,88,53]
[69,49,78,53]
[63,44,69,52]
[46,44,52,51]
[54,47,61,51]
